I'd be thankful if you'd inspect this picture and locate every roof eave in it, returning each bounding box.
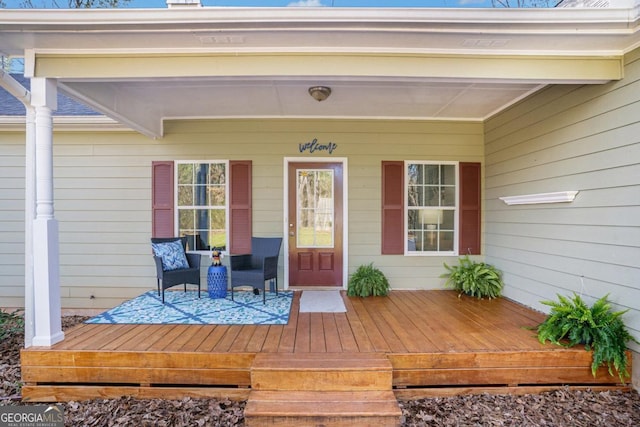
[0,6,639,32]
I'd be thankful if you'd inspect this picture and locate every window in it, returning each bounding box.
[176,161,228,252]
[152,160,252,254]
[296,168,335,248]
[382,160,480,256]
[406,162,458,255]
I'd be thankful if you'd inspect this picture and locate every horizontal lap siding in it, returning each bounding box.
[0,120,482,308]
[164,120,484,294]
[52,134,159,309]
[0,135,27,307]
[484,48,640,351]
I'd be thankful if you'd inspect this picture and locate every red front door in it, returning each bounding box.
[287,162,343,286]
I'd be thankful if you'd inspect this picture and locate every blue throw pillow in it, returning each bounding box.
[152,240,190,271]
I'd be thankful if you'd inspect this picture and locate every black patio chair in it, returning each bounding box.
[151,237,201,303]
[230,237,282,304]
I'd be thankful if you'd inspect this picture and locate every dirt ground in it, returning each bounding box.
[1,315,639,426]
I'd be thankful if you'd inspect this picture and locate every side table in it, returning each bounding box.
[207,265,227,298]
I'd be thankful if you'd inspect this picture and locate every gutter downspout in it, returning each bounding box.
[0,69,36,348]
[0,69,30,103]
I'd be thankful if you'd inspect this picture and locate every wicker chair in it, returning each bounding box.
[230,237,282,304]
[151,237,201,303]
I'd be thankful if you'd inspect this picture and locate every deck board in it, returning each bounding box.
[323,313,343,353]
[403,292,469,351]
[342,296,376,352]
[53,324,102,350]
[348,297,392,352]
[213,325,243,352]
[334,312,360,353]
[193,326,222,352]
[309,313,326,353]
[229,325,256,352]
[100,325,152,351]
[294,312,311,353]
[276,294,299,353]
[245,325,270,353]
[380,293,432,352]
[160,325,204,352]
[21,290,631,402]
[263,325,285,353]
[69,324,128,350]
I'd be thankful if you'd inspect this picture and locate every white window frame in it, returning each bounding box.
[404,161,459,256]
[175,160,230,254]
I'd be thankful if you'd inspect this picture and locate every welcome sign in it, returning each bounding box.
[299,138,337,155]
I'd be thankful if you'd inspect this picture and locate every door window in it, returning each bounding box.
[296,169,334,248]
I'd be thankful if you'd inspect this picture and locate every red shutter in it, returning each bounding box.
[459,162,481,255]
[381,161,404,254]
[229,160,252,254]
[151,161,174,238]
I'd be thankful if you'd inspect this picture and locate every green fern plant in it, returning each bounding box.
[537,293,638,383]
[347,263,390,297]
[441,256,504,299]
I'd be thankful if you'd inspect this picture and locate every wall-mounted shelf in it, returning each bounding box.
[499,191,579,205]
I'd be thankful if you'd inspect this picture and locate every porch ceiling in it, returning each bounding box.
[1,7,639,138]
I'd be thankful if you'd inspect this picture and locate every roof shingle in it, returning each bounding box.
[0,74,101,117]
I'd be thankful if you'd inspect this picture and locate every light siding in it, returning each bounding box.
[0,135,27,308]
[484,47,640,352]
[0,120,483,309]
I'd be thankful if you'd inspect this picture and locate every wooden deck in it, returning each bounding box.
[21,290,631,403]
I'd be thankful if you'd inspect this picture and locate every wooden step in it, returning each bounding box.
[245,390,402,427]
[251,352,393,391]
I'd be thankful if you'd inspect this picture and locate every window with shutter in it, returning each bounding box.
[151,160,252,253]
[381,160,481,256]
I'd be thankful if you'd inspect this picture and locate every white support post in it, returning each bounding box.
[24,106,36,348]
[30,78,64,347]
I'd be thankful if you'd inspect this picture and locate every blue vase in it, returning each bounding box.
[207,265,227,298]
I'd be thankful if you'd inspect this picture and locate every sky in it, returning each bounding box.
[3,0,497,9]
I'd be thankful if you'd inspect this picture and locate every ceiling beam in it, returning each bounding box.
[58,82,163,139]
[33,52,623,83]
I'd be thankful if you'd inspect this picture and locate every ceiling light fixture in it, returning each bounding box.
[308,86,331,102]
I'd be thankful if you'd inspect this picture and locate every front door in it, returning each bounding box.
[287,162,343,286]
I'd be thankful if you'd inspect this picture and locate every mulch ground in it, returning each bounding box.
[1,315,639,426]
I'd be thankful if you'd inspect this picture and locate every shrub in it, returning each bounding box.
[347,263,390,297]
[441,255,504,299]
[536,293,638,383]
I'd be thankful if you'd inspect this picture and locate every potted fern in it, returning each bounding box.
[347,263,390,297]
[441,255,504,299]
[536,293,638,383]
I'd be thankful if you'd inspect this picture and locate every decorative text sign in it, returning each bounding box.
[299,138,337,155]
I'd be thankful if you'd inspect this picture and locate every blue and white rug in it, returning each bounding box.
[85,290,293,325]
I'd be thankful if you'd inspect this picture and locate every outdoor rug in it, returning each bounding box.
[85,290,293,325]
[299,290,346,313]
